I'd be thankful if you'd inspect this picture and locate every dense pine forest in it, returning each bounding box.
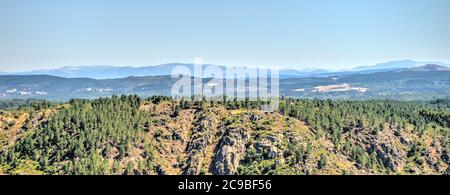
[0,95,449,175]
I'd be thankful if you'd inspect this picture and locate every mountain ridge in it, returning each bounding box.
[1,65,450,101]
[351,60,450,72]
[404,64,450,72]
[2,60,449,79]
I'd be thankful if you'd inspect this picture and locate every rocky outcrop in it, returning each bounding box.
[211,126,249,175]
[184,113,217,175]
[374,143,406,171]
[254,140,279,160]
[349,125,407,171]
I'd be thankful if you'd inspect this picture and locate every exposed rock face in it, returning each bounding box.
[375,143,406,171]
[254,140,279,159]
[184,113,217,175]
[211,126,248,175]
[350,126,407,171]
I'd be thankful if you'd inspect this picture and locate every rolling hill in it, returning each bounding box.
[0,96,449,175]
[1,64,450,101]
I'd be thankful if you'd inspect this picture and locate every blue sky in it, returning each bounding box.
[0,0,449,71]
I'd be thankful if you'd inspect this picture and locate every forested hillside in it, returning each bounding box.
[0,96,449,175]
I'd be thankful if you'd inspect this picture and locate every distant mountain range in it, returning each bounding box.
[4,64,196,79]
[404,64,450,72]
[1,64,450,101]
[351,60,444,71]
[2,60,448,79]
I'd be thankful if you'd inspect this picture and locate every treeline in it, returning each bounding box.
[0,99,57,110]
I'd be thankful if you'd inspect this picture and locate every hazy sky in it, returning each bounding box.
[0,0,449,71]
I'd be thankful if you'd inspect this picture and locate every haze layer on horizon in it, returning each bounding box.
[0,0,449,72]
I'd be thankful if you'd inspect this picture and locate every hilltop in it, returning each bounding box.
[0,96,449,175]
[406,64,450,72]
